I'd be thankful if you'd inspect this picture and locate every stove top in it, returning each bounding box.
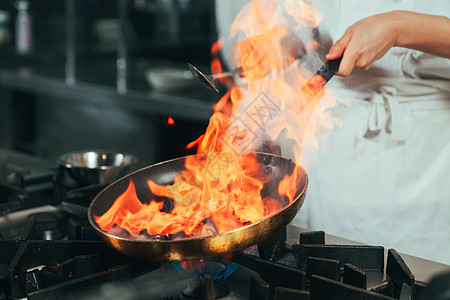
[0,148,449,300]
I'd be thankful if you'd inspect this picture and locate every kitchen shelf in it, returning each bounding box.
[0,57,218,122]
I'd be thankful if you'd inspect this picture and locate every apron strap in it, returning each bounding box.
[358,86,407,141]
[349,79,450,142]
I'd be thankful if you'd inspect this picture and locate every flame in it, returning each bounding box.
[95,0,335,241]
[233,25,300,82]
[167,117,175,125]
[95,152,280,237]
[211,38,224,56]
[177,254,237,283]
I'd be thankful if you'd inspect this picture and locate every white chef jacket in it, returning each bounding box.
[216,0,450,264]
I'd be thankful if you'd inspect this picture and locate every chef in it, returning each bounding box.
[215,0,450,265]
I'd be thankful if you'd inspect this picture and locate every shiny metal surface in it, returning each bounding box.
[188,63,243,93]
[57,150,137,185]
[88,153,308,262]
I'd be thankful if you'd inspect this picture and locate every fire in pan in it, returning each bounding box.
[88,152,307,262]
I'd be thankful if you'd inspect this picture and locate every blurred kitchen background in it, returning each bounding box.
[0,0,219,168]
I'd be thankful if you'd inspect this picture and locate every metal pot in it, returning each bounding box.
[57,150,137,186]
[88,152,307,262]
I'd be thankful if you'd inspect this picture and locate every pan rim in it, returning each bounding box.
[87,152,308,244]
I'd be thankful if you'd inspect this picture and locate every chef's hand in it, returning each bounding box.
[326,11,450,77]
[325,12,397,77]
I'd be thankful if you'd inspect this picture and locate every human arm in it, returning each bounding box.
[325,10,450,77]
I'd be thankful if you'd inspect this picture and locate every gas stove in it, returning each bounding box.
[0,148,449,300]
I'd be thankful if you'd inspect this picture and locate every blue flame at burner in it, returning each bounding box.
[172,256,239,284]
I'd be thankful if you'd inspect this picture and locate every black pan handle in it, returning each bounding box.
[302,57,343,92]
[317,57,342,83]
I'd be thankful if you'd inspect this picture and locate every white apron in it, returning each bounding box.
[292,76,450,265]
[291,0,450,265]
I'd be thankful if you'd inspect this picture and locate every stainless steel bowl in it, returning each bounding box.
[57,150,138,186]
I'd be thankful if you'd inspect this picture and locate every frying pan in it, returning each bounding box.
[88,152,307,262]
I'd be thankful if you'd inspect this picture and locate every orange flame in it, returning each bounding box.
[95,153,279,238]
[95,0,334,241]
[211,38,224,56]
[233,25,299,82]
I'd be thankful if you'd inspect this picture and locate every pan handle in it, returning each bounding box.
[302,57,342,92]
[317,57,342,83]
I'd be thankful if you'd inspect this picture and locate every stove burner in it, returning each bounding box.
[173,257,239,299]
[27,212,65,240]
[183,275,230,299]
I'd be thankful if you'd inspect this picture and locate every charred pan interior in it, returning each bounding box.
[88,152,308,261]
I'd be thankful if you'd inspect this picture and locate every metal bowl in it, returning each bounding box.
[57,150,138,186]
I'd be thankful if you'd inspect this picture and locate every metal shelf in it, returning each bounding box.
[0,62,217,122]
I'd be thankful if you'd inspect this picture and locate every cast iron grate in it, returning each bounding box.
[233,230,421,300]
[0,169,161,300]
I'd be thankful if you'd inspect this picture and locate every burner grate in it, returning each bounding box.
[3,240,160,300]
[231,230,421,300]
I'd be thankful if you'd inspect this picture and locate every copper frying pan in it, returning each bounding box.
[87,152,307,262]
